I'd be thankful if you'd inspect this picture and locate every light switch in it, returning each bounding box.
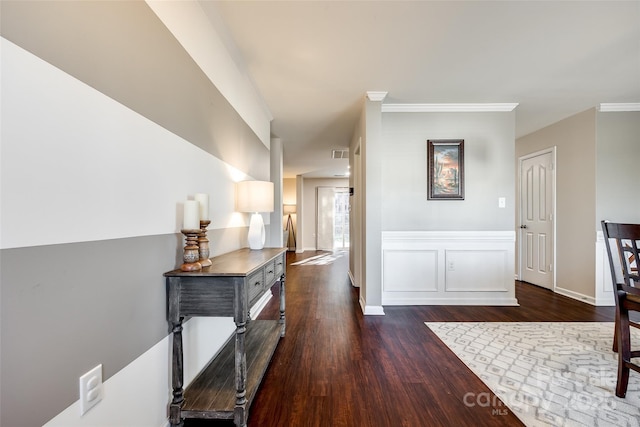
[498,197,506,208]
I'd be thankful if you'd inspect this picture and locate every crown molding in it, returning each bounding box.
[381,103,519,113]
[366,91,388,102]
[598,103,640,112]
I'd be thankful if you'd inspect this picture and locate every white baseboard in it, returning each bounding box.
[359,296,385,315]
[348,270,359,288]
[382,296,519,306]
[555,286,597,306]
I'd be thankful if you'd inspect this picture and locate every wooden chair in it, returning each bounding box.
[601,221,640,397]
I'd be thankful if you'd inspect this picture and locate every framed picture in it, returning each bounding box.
[427,139,464,200]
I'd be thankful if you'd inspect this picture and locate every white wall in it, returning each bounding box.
[0,39,253,250]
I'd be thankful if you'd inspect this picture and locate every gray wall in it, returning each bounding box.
[596,111,640,226]
[0,0,270,181]
[349,105,516,311]
[381,111,516,231]
[0,2,269,426]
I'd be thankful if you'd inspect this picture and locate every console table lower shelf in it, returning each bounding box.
[181,320,282,422]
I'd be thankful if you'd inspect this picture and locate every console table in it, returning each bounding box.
[164,248,286,427]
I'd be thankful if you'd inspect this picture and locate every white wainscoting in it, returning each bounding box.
[382,231,518,305]
[595,231,615,306]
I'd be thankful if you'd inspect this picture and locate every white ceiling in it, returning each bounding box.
[205,0,640,178]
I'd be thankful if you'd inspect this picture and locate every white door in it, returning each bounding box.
[519,149,555,289]
[317,187,335,251]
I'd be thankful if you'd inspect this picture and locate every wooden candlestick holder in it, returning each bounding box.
[198,220,212,268]
[180,229,202,272]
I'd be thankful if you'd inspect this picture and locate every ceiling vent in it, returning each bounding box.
[331,149,349,159]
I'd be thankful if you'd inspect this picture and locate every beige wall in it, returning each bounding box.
[283,178,297,205]
[516,108,597,298]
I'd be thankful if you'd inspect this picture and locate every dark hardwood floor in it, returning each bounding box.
[188,250,616,427]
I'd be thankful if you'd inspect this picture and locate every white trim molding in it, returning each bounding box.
[381,103,519,113]
[348,270,359,288]
[381,231,518,306]
[516,146,557,291]
[594,230,615,306]
[598,103,640,112]
[555,286,598,306]
[366,91,388,102]
[360,297,385,315]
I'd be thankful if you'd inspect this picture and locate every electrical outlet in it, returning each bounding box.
[447,260,455,271]
[79,364,103,416]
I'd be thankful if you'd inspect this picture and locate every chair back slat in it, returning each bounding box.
[602,221,640,295]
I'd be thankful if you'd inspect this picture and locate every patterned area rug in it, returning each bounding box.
[425,322,640,426]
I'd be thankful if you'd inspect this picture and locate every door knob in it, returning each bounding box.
[520,225,528,229]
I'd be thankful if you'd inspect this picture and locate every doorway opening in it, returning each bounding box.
[518,147,556,291]
[316,187,350,251]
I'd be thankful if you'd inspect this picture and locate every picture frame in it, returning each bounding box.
[427,139,464,200]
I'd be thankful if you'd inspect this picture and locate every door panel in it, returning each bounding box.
[520,151,554,289]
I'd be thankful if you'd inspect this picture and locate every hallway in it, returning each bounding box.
[192,250,615,427]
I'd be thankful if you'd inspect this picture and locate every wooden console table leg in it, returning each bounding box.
[279,274,286,337]
[170,318,185,427]
[234,321,248,427]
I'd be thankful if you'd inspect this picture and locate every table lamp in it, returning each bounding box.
[236,180,274,250]
[283,204,296,250]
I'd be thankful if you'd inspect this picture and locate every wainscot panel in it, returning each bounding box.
[594,230,615,306]
[381,231,518,305]
[383,249,439,292]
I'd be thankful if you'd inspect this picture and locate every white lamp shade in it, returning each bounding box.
[283,204,296,215]
[236,181,274,213]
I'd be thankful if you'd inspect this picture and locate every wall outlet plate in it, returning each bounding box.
[79,364,103,416]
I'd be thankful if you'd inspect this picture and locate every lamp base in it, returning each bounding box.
[248,212,265,250]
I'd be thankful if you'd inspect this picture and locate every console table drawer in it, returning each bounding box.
[274,254,285,276]
[265,260,276,286]
[248,269,265,305]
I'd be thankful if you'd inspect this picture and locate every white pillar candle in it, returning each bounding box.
[194,193,209,220]
[183,200,200,230]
